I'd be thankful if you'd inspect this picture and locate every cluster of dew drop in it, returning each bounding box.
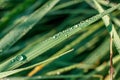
[41,15,102,48]
[53,24,81,39]
[11,54,26,63]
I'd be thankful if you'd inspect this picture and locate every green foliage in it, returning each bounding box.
[0,0,120,80]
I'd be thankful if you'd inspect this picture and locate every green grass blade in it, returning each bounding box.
[4,74,89,80]
[0,0,59,54]
[51,0,84,11]
[0,3,120,71]
[93,0,120,54]
[0,0,35,28]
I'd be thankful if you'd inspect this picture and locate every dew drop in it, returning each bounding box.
[56,72,60,75]
[53,35,56,39]
[65,35,68,37]
[63,30,65,33]
[53,36,56,38]
[69,27,73,31]
[74,25,78,28]
[16,54,26,61]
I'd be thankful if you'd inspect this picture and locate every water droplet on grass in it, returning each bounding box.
[56,72,60,75]
[74,25,78,28]
[11,55,27,63]
[53,36,56,39]
[65,35,68,37]
[16,54,27,61]
[69,27,73,30]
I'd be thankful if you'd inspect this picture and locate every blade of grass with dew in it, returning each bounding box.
[1,13,84,64]
[0,0,60,54]
[0,4,120,71]
[15,12,92,76]
[0,49,73,78]
[93,0,120,54]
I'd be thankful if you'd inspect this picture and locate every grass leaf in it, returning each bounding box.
[0,3,120,72]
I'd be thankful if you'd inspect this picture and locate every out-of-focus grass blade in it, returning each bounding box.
[0,49,73,78]
[79,55,120,80]
[0,0,59,54]
[49,9,97,15]
[93,0,120,54]
[0,0,35,28]
[51,0,84,11]
[0,4,120,71]
[0,0,44,37]
[97,0,120,10]
[45,63,94,76]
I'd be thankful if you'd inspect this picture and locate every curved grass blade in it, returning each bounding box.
[0,49,73,78]
[0,0,59,54]
[0,3,120,71]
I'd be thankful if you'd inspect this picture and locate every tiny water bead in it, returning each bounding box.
[56,72,60,75]
[52,34,59,39]
[53,36,56,39]
[16,54,27,61]
[65,35,69,37]
[70,27,73,30]
[74,25,79,28]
